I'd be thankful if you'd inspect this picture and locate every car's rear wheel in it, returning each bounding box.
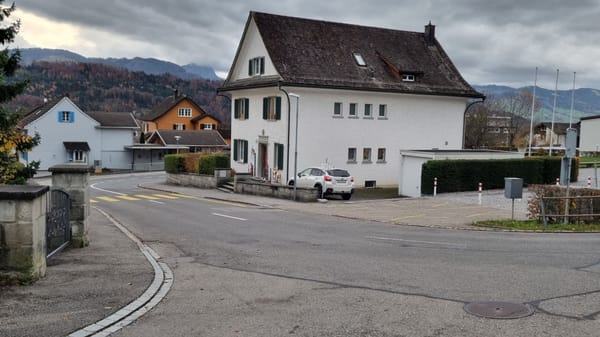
[342,193,352,200]
[315,184,323,198]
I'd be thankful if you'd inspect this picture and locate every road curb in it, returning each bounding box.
[67,207,174,337]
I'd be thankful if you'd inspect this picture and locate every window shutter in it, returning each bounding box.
[262,97,269,120]
[58,111,62,122]
[248,59,253,76]
[244,98,249,119]
[70,111,75,122]
[260,57,265,74]
[243,140,248,163]
[182,125,186,130]
[234,99,240,119]
[277,144,284,169]
[275,97,282,120]
[233,139,239,161]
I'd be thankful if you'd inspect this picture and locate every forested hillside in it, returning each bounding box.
[7,61,230,125]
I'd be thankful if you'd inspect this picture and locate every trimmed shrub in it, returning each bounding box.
[164,154,186,174]
[421,157,577,195]
[198,153,230,175]
[183,153,204,173]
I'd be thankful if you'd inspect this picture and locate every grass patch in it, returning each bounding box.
[475,219,600,231]
[580,156,600,163]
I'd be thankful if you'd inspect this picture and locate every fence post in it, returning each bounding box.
[540,197,548,230]
[433,177,437,197]
[588,176,592,188]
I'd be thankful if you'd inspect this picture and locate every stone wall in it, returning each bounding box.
[234,179,318,202]
[0,185,49,281]
[167,169,232,189]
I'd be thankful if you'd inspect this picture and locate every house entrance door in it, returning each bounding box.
[259,143,268,179]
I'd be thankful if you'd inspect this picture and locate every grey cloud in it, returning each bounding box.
[14,0,600,87]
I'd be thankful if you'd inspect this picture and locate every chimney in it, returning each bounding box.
[425,21,436,46]
[173,88,179,100]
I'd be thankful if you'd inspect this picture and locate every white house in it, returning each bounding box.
[579,115,600,155]
[19,96,139,171]
[218,12,483,187]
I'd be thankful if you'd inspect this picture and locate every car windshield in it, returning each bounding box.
[327,169,350,177]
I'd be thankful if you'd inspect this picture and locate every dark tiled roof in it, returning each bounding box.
[18,96,64,127]
[191,113,222,124]
[85,111,139,127]
[217,128,231,140]
[138,95,206,121]
[220,12,483,98]
[149,130,227,146]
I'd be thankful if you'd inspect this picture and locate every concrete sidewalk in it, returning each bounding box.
[0,208,154,337]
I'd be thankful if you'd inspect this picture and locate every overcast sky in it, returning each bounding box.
[8,0,600,89]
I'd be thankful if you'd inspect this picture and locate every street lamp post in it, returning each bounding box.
[289,93,300,201]
[174,135,181,154]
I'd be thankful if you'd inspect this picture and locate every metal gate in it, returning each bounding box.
[46,189,71,258]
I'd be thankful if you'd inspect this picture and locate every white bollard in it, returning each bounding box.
[434,177,437,197]
[556,178,560,186]
[478,182,482,205]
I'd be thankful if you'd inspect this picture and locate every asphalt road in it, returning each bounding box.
[89,173,600,337]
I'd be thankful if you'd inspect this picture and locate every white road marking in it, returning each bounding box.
[90,183,127,196]
[212,213,247,221]
[366,236,467,248]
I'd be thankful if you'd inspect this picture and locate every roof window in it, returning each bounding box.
[353,53,366,66]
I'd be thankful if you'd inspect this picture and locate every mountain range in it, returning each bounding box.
[17,48,222,81]
[9,48,600,124]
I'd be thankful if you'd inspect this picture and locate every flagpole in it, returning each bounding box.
[569,72,576,128]
[528,67,538,157]
[549,69,559,156]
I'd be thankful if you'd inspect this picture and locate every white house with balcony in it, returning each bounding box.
[218,12,483,188]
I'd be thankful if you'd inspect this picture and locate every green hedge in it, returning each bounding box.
[421,157,578,195]
[164,154,186,173]
[198,153,230,175]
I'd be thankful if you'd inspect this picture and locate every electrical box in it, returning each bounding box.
[504,177,523,199]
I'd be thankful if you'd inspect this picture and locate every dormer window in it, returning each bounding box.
[401,74,415,82]
[353,53,366,66]
[248,56,265,76]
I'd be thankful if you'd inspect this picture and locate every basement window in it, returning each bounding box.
[353,53,367,66]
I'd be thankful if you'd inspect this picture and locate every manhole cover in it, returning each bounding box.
[464,301,534,319]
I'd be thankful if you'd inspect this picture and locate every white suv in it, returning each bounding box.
[289,167,355,200]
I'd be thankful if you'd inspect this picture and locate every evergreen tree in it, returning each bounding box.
[0,1,39,184]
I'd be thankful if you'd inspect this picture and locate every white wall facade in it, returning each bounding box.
[99,128,136,169]
[230,85,469,187]
[580,117,600,153]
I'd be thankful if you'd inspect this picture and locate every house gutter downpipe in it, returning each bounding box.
[278,81,292,184]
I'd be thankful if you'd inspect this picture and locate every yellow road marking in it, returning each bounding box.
[152,194,179,199]
[390,214,425,221]
[97,196,120,202]
[90,199,98,203]
[134,194,161,200]
[430,202,449,208]
[116,195,141,201]
[467,213,490,218]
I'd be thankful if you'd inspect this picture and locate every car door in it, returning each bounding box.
[296,168,312,188]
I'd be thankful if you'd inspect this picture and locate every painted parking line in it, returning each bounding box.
[212,213,247,221]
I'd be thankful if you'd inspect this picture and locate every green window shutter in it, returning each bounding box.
[233,139,239,161]
[58,111,62,122]
[262,97,269,120]
[248,60,253,76]
[277,144,284,169]
[275,97,282,120]
[244,98,250,119]
[260,57,265,74]
[234,99,240,119]
[70,111,75,123]
[243,140,248,163]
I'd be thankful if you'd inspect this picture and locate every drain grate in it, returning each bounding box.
[464,301,534,319]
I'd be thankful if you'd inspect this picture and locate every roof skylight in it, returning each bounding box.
[353,53,366,66]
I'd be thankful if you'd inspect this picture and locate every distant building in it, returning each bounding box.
[579,115,600,155]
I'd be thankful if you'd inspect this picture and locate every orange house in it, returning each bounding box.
[138,93,221,133]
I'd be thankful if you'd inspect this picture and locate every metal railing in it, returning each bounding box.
[540,195,600,228]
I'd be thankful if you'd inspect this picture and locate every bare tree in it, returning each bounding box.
[464,102,490,149]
